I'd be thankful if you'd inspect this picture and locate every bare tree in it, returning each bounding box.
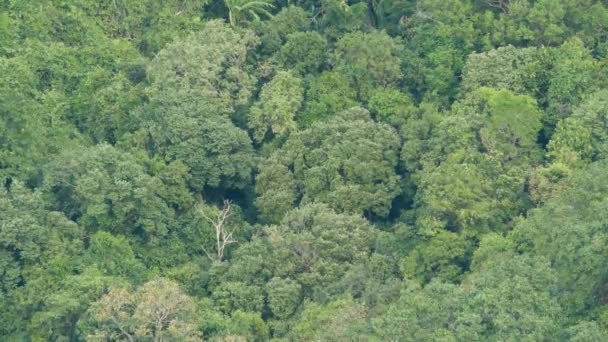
[199,200,237,261]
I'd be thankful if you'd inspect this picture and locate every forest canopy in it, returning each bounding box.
[2,0,608,340]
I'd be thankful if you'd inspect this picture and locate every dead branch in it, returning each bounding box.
[199,200,237,261]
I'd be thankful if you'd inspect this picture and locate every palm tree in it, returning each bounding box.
[224,0,275,26]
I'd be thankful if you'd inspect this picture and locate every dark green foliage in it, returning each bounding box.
[461,45,549,96]
[275,31,328,75]
[212,281,265,313]
[332,30,403,99]
[299,71,358,126]
[266,278,302,319]
[248,70,304,142]
[4,0,608,340]
[256,108,401,221]
[513,161,608,315]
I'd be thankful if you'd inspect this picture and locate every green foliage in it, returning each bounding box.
[212,281,265,314]
[399,0,477,104]
[266,278,302,319]
[226,310,270,341]
[225,0,275,27]
[248,71,304,142]
[465,251,563,340]
[256,108,401,220]
[71,0,207,55]
[0,182,83,337]
[379,250,563,341]
[275,31,328,75]
[415,150,529,236]
[462,45,549,96]
[160,114,255,190]
[548,90,608,163]
[266,204,375,301]
[4,0,608,340]
[545,38,604,129]
[255,6,310,55]
[0,55,83,182]
[402,230,471,283]
[44,144,179,238]
[299,71,358,126]
[144,21,258,191]
[146,20,258,116]
[86,232,147,283]
[291,297,369,341]
[565,321,608,342]
[367,88,416,128]
[27,267,121,341]
[317,0,371,40]
[453,88,543,162]
[332,30,403,99]
[71,70,145,144]
[512,161,608,315]
[373,281,481,341]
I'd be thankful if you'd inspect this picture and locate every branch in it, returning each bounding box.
[197,200,237,261]
[111,317,134,342]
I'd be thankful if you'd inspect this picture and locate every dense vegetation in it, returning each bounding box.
[2,0,608,340]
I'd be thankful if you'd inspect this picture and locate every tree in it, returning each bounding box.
[317,0,370,40]
[461,45,549,96]
[43,144,178,239]
[86,287,136,342]
[85,232,147,283]
[27,267,121,341]
[5,0,608,339]
[490,0,569,46]
[367,88,416,128]
[161,115,256,191]
[225,0,275,27]
[463,250,563,340]
[377,244,563,341]
[256,107,401,221]
[399,0,477,104]
[198,200,237,262]
[512,161,608,315]
[548,90,608,163]
[332,30,403,99]
[85,278,201,342]
[222,238,276,287]
[0,181,83,339]
[0,56,84,183]
[291,297,370,341]
[146,20,258,115]
[414,150,529,237]
[401,230,471,283]
[144,21,258,191]
[248,71,304,142]
[564,321,608,342]
[254,6,309,55]
[275,31,328,75]
[299,71,358,127]
[224,310,269,342]
[478,0,510,13]
[373,281,481,341]
[71,70,145,144]
[212,281,264,314]
[452,88,543,163]
[545,38,604,131]
[266,277,302,319]
[265,204,375,301]
[69,0,207,55]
